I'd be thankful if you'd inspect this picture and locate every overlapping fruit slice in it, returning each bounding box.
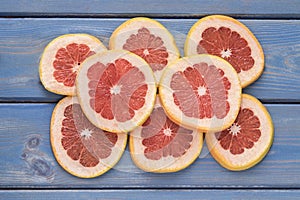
[40,34,107,95]
[50,96,127,178]
[76,50,157,133]
[130,97,203,172]
[184,15,264,87]
[159,54,241,132]
[109,17,180,83]
[206,94,274,171]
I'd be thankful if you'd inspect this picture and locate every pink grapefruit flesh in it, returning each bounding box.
[159,54,241,132]
[109,17,180,83]
[76,50,157,133]
[130,97,203,172]
[51,96,127,178]
[206,94,274,171]
[185,15,264,88]
[40,34,107,96]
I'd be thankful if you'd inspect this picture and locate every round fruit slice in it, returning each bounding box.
[159,54,241,132]
[50,96,127,178]
[130,97,203,173]
[76,50,157,133]
[206,94,274,171]
[40,34,107,95]
[109,17,180,83]
[184,15,264,88]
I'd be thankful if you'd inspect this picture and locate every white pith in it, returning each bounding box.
[80,128,92,139]
[163,128,172,136]
[197,86,207,96]
[229,123,241,136]
[110,85,122,95]
[143,49,150,56]
[221,49,232,58]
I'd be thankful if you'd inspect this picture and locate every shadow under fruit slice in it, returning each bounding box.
[109,17,180,83]
[159,54,241,132]
[206,94,274,171]
[50,96,127,178]
[184,15,264,88]
[130,97,203,173]
[40,34,107,96]
[76,50,157,133]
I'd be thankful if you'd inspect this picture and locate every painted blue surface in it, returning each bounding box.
[0,19,300,102]
[0,104,299,188]
[0,0,300,197]
[0,0,300,18]
[1,190,300,200]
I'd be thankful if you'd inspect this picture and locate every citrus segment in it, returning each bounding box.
[40,34,107,95]
[206,94,274,171]
[184,15,264,87]
[76,50,157,133]
[171,62,231,119]
[51,96,127,178]
[123,27,168,72]
[109,17,180,83]
[87,58,147,122]
[130,97,203,172]
[159,54,241,132]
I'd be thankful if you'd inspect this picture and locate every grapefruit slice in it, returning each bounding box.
[130,97,203,173]
[109,17,180,83]
[50,96,127,178]
[159,54,241,132]
[40,34,107,96]
[184,15,264,88]
[206,94,274,171]
[76,50,157,133]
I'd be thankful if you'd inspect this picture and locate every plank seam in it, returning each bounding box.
[1,187,300,190]
[1,14,300,20]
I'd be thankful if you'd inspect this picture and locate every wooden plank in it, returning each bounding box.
[1,190,300,200]
[0,18,300,102]
[0,0,300,18]
[0,103,299,188]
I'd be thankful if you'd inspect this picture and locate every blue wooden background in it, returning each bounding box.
[0,1,300,199]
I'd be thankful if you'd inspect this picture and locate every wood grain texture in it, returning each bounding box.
[1,1,299,197]
[0,18,300,102]
[0,103,299,188]
[0,0,300,18]
[1,190,300,200]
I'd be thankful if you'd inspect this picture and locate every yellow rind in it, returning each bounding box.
[159,54,242,133]
[76,49,157,133]
[184,15,265,88]
[207,93,274,171]
[129,131,203,173]
[109,17,180,58]
[50,96,128,178]
[109,17,180,84]
[39,33,107,96]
